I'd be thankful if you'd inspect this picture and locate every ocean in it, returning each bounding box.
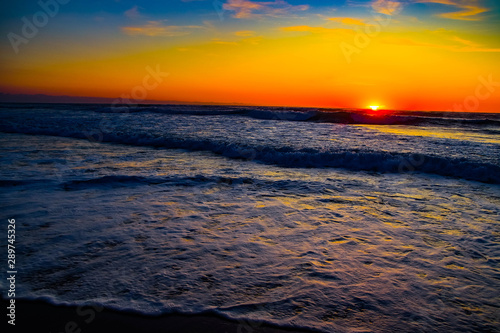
[1,103,499,332]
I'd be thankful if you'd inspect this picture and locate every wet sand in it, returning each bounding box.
[3,298,320,333]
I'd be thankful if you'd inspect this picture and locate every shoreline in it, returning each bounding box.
[2,298,321,333]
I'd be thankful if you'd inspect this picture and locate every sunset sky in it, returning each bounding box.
[1,0,499,111]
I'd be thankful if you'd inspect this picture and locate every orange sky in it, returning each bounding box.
[1,0,499,111]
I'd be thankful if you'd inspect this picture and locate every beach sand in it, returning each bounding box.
[3,298,319,333]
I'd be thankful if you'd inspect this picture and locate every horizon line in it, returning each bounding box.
[0,92,499,114]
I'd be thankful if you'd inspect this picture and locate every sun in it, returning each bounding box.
[369,105,380,111]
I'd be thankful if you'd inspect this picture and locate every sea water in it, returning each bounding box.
[0,104,499,332]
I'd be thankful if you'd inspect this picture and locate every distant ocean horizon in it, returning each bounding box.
[2,94,500,113]
[1,103,499,332]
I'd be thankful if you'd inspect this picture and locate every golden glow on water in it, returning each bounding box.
[441,229,466,236]
[445,263,465,270]
[359,125,500,144]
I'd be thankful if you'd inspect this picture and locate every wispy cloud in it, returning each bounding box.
[381,35,500,52]
[328,17,372,26]
[210,34,263,46]
[450,35,479,47]
[372,0,403,15]
[416,0,488,20]
[223,0,308,19]
[281,25,354,35]
[122,21,204,37]
[234,30,256,36]
[211,38,238,45]
[124,6,142,19]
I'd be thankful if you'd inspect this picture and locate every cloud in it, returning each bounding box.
[122,21,204,37]
[450,35,479,47]
[241,36,264,44]
[281,25,354,35]
[234,30,256,36]
[448,35,500,51]
[372,0,403,15]
[416,0,488,20]
[211,38,238,45]
[223,0,308,19]
[125,6,142,19]
[328,17,372,26]
[381,35,500,52]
